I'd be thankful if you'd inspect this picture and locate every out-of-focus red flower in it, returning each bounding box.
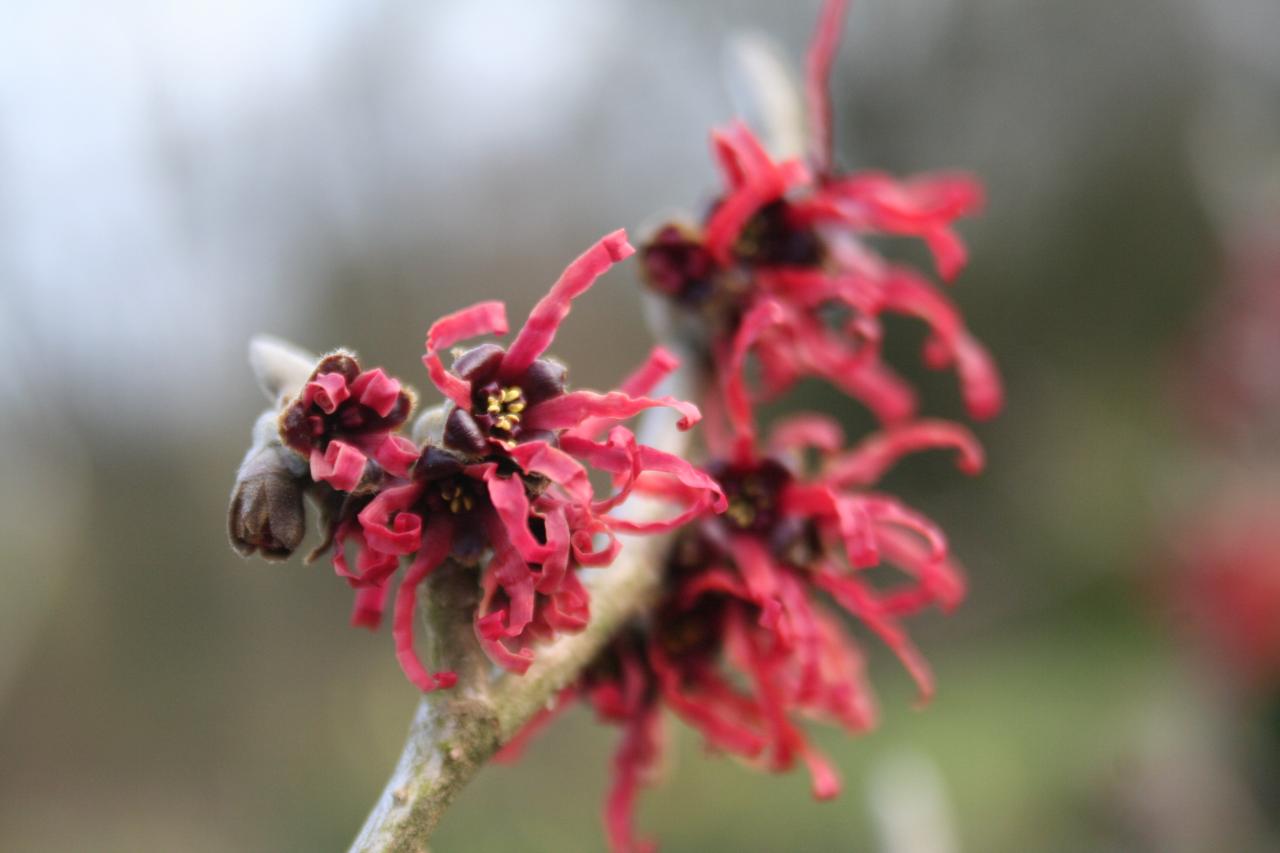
[335,231,726,691]
[278,352,419,492]
[639,0,1001,425]
[1172,491,1280,692]
[505,364,982,851]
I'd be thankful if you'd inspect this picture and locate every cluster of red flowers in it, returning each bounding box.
[639,0,998,426]
[235,230,724,691]
[493,2,1001,849]
[229,1,998,848]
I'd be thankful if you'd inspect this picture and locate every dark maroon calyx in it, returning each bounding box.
[640,224,720,305]
[279,405,324,454]
[733,200,825,268]
[314,352,361,384]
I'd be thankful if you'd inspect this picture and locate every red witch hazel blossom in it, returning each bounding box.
[336,230,724,690]
[640,0,1001,425]
[278,352,419,492]
[501,309,985,852]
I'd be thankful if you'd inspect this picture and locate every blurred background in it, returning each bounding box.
[3,0,1279,850]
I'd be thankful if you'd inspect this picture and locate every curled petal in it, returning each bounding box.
[824,419,984,488]
[348,367,403,417]
[782,483,878,568]
[480,526,539,642]
[560,428,640,511]
[350,582,392,630]
[369,433,420,479]
[604,700,663,853]
[723,298,786,461]
[483,467,553,564]
[949,331,1004,421]
[876,525,967,614]
[393,518,458,692]
[800,743,841,800]
[309,441,366,492]
[727,534,784,604]
[475,557,537,675]
[649,643,768,758]
[560,431,727,532]
[771,303,916,425]
[358,483,425,555]
[423,301,509,409]
[500,229,635,381]
[815,564,934,701]
[864,496,948,562]
[815,172,984,280]
[569,347,682,442]
[507,441,594,507]
[769,413,845,456]
[878,269,1004,420]
[571,518,621,567]
[304,371,350,414]
[525,390,701,433]
[619,346,679,398]
[535,502,572,594]
[542,570,590,631]
[678,567,750,607]
[332,518,400,587]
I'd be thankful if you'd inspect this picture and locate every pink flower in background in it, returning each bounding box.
[639,0,1000,425]
[1172,492,1280,692]
[278,352,419,491]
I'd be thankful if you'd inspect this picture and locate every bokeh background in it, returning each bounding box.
[3,1,1279,850]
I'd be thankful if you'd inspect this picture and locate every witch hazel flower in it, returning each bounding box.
[501,324,985,851]
[511,411,981,853]
[278,351,420,492]
[339,231,725,691]
[639,0,1001,425]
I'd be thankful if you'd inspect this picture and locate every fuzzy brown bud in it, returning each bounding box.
[228,410,308,561]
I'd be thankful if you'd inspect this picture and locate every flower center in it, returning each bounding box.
[481,384,526,437]
[438,480,476,514]
[723,475,774,531]
[733,200,825,268]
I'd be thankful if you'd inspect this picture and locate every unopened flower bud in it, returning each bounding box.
[229,410,308,561]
